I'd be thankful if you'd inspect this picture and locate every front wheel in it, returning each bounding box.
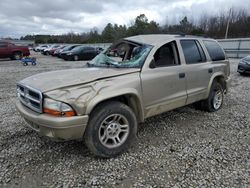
[73,55,79,61]
[13,52,22,60]
[84,101,137,158]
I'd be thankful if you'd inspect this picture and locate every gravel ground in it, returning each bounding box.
[0,53,249,187]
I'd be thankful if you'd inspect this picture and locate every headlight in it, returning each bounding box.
[43,98,75,117]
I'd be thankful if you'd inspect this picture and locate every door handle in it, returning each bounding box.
[179,73,185,79]
[208,68,213,73]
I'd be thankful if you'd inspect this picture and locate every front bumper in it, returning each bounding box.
[238,63,250,74]
[16,100,89,141]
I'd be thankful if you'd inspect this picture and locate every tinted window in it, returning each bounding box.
[72,46,85,52]
[180,40,205,64]
[85,47,95,51]
[203,40,225,61]
[196,41,206,61]
[0,43,7,48]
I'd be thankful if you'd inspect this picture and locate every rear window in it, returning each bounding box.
[203,40,225,61]
[180,40,206,64]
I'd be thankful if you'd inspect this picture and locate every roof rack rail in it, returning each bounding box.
[164,32,186,36]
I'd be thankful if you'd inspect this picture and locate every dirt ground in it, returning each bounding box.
[0,52,249,187]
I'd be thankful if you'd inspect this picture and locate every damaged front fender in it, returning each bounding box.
[44,80,113,115]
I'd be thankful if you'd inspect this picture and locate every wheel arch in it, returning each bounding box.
[86,91,144,123]
[12,50,22,55]
[206,73,227,97]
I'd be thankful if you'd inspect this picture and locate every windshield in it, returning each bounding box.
[88,42,152,68]
[243,55,250,62]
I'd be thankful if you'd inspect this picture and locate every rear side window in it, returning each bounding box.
[0,42,7,48]
[180,40,206,64]
[203,40,225,61]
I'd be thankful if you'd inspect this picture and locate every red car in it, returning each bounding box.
[50,45,66,56]
[0,41,30,60]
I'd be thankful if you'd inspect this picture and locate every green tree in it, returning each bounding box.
[102,23,115,42]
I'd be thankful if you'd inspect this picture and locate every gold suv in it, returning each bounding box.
[16,35,231,157]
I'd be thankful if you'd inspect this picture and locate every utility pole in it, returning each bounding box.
[225,8,232,39]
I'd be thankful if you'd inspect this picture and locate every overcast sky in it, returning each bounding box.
[0,0,249,38]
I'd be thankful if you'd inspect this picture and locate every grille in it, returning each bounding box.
[17,84,43,113]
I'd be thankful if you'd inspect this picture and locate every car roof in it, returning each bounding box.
[125,34,209,46]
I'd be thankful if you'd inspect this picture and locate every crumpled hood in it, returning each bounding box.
[18,67,140,92]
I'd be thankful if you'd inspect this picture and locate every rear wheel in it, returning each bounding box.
[239,72,246,76]
[84,101,137,158]
[194,81,224,112]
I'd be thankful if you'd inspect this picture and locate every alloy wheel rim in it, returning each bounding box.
[213,90,223,110]
[98,114,129,148]
[15,54,21,60]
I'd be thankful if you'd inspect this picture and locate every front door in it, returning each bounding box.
[141,41,187,118]
[0,42,8,58]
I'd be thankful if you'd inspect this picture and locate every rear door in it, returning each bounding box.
[179,39,213,104]
[141,41,187,118]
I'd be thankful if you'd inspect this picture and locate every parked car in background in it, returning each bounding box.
[16,34,230,157]
[52,45,67,56]
[42,44,61,55]
[57,45,80,58]
[49,45,66,56]
[62,46,99,61]
[28,46,33,51]
[95,47,104,53]
[34,45,50,52]
[238,55,250,75]
[0,41,30,60]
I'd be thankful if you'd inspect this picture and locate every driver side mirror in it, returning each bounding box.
[149,59,156,69]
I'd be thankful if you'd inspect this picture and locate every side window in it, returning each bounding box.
[88,47,95,51]
[153,41,180,67]
[180,40,206,64]
[203,40,225,61]
[85,47,93,51]
[0,43,7,48]
[196,41,206,61]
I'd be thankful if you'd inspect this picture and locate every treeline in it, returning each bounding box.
[21,8,250,44]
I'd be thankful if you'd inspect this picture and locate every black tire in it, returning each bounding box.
[195,81,224,112]
[239,72,247,76]
[84,101,137,158]
[12,52,22,60]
